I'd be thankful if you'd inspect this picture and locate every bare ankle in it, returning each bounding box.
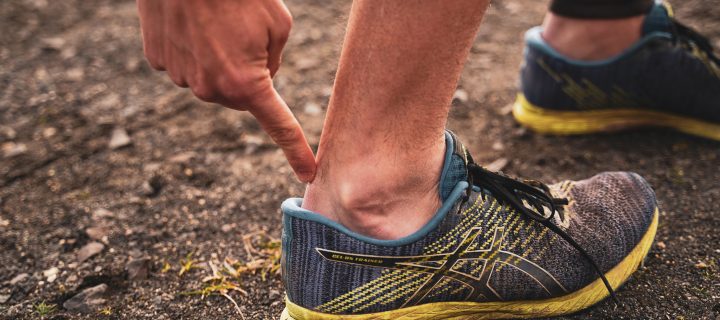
[541,13,645,61]
[302,141,445,240]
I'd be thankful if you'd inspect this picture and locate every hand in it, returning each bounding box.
[136,0,316,182]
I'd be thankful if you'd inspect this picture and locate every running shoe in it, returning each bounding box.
[514,2,720,141]
[279,131,659,319]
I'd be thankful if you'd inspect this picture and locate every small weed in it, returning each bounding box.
[178,252,201,276]
[99,307,112,315]
[161,260,172,273]
[34,301,57,317]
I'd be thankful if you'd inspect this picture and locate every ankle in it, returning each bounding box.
[302,142,445,240]
[541,13,645,61]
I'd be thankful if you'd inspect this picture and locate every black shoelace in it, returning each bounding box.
[463,162,617,301]
[671,18,720,66]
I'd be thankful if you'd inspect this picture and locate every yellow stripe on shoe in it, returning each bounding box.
[512,94,720,141]
[280,208,659,320]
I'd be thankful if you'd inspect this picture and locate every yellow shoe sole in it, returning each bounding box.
[280,208,659,320]
[512,94,720,141]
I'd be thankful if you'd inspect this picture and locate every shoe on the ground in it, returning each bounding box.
[514,2,720,141]
[279,131,659,319]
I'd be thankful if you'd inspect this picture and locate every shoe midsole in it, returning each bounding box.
[280,208,660,320]
[512,94,720,141]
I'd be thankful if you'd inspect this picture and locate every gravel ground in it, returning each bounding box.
[1,0,719,319]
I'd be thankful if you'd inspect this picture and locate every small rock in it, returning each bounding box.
[656,241,666,250]
[221,224,233,233]
[0,126,16,139]
[269,289,281,300]
[41,37,66,50]
[63,284,108,313]
[486,158,509,172]
[452,89,469,103]
[2,142,27,158]
[491,141,504,151]
[695,261,709,269]
[43,267,59,283]
[303,102,322,116]
[512,127,530,139]
[141,176,163,197]
[66,274,78,283]
[85,227,108,241]
[65,67,84,82]
[92,208,114,219]
[295,57,319,70]
[0,294,10,304]
[126,257,150,281]
[9,273,29,285]
[169,151,197,163]
[77,242,104,262]
[108,127,131,149]
[498,103,514,115]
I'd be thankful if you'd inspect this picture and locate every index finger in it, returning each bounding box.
[249,84,316,183]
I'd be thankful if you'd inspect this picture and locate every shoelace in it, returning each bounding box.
[464,162,617,301]
[671,18,720,65]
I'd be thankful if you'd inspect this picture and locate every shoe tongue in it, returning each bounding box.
[438,131,472,202]
[642,2,673,36]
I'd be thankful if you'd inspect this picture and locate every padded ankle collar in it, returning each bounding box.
[524,26,672,67]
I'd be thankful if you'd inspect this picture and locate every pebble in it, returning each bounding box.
[656,241,666,250]
[9,273,29,285]
[221,224,233,233]
[2,142,27,158]
[141,176,163,197]
[85,227,108,241]
[126,257,150,281]
[63,284,108,313]
[43,267,59,283]
[0,126,16,139]
[492,141,504,151]
[0,294,9,304]
[92,208,114,219]
[303,102,322,116]
[77,242,105,262]
[41,37,66,50]
[695,261,709,269]
[108,127,131,149]
[486,158,509,172]
[452,89,469,103]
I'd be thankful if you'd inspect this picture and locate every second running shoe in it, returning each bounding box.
[514,2,720,141]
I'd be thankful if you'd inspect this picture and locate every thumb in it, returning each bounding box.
[249,83,316,183]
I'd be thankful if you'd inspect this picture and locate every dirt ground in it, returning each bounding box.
[1,0,719,319]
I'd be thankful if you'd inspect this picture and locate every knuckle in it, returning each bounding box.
[191,84,215,101]
[144,54,164,71]
[218,72,269,102]
[167,71,186,87]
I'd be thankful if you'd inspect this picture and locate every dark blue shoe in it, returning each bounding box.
[514,2,720,141]
[280,131,659,319]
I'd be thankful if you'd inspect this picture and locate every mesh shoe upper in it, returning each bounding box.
[519,3,720,122]
[280,132,657,315]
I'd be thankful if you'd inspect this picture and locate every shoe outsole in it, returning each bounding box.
[279,208,659,320]
[512,94,720,141]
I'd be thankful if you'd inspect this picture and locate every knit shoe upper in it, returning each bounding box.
[515,2,720,140]
[280,131,659,319]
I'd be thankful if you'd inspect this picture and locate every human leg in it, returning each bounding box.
[302,0,490,240]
